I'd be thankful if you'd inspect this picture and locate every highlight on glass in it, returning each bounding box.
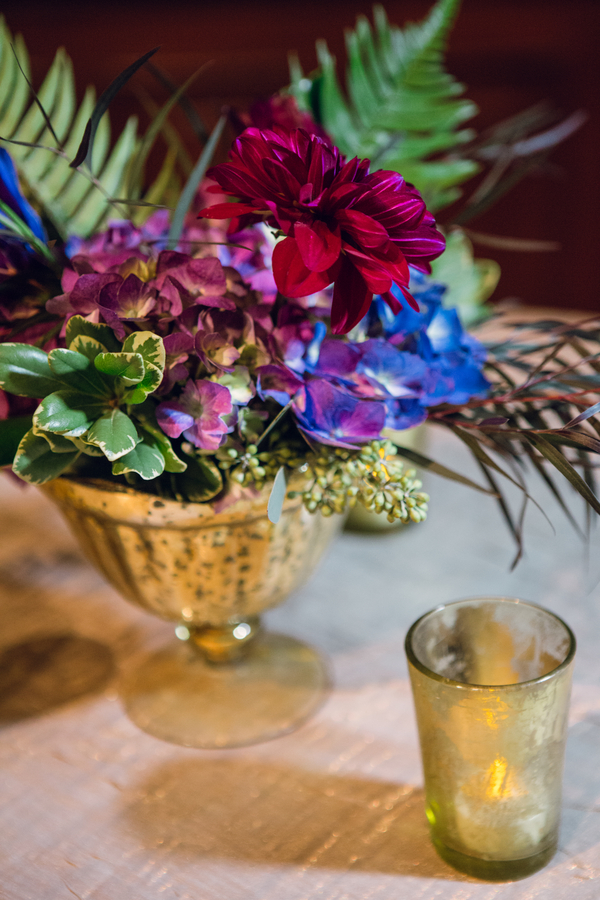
[405,597,576,881]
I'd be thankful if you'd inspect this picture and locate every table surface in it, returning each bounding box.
[3,315,600,899]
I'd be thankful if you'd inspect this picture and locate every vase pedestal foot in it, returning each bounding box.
[120,632,329,749]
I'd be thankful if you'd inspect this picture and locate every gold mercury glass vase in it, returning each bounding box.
[41,475,341,749]
[405,597,576,881]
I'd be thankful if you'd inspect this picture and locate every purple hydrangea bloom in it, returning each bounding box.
[293,379,385,449]
[314,338,363,383]
[156,379,232,450]
[256,364,304,405]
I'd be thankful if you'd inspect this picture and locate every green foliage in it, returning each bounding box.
[0,319,187,484]
[0,17,184,238]
[111,436,165,480]
[290,0,479,210]
[12,428,79,483]
[0,415,32,466]
[430,228,500,326]
[169,455,223,502]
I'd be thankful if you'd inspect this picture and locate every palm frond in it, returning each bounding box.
[427,314,600,547]
[0,18,188,239]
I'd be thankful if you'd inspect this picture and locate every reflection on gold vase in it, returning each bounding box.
[41,476,341,748]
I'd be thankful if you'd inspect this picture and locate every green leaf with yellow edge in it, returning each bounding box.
[0,343,62,397]
[34,427,79,454]
[34,390,105,436]
[48,347,110,396]
[12,428,79,484]
[111,436,165,480]
[86,408,141,461]
[66,316,121,353]
[94,351,145,385]
[122,331,165,373]
[122,362,163,404]
[68,334,107,362]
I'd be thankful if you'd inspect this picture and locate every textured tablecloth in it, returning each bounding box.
[2,420,600,900]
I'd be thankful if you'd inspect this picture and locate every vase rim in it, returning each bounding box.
[40,473,307,529]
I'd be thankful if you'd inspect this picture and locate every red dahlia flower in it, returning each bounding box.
[198,127,445,334]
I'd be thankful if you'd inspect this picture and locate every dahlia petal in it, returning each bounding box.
[330,257,372,335]
[197,202,261,219]
[294,220,341,272]
[381,290,402,315]
[335,208,389,249]
[262,157,302,198]
[399,283,420,312]
[342,247,393,294]
[272,237,333,298]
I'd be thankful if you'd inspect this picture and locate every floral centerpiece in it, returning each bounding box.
[0,0,599,747]
[0,0,597,550]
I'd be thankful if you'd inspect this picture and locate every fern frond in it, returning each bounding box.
[291,0,479,210]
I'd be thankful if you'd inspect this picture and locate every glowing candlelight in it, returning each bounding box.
[405,597,575,881]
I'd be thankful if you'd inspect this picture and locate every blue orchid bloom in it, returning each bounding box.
[0,148,46,243]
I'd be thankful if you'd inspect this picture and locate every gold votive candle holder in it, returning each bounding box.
[405,597,575,881]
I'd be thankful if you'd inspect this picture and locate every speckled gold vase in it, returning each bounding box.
[42,476,341,748]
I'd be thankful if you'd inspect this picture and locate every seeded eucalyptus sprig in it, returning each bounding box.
[290,439,429,522]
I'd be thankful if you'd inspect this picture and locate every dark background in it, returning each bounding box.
[2,0,599,310]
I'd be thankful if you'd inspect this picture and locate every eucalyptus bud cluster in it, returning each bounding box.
[288,439,429,524]
[350,441,429,524]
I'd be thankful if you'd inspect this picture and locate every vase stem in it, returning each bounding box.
[187,616,261,663]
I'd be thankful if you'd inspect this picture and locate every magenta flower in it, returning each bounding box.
[156,379,232,451]
[198,127,445,334]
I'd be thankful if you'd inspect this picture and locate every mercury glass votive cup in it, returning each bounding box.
[405,597,576,881]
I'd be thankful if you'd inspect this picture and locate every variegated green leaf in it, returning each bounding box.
[122,331,165,373]
[86,408,141,461]
[94,352,145,385]
[33,390,105,436]
[65,315,121,352]
[111,437,165,480]
[12,428,79,484]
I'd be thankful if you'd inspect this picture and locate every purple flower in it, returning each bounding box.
[156,379,233,450]
[314,338,363,382]
[293,380,385,448]
[256,364,304,405]
[97,274,157,339]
